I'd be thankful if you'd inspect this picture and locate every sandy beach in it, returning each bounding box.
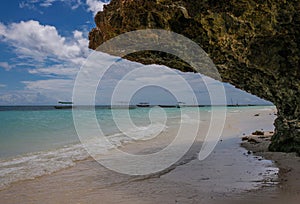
[0,1,299,204]
[0,107,299,204]
[241,132,300,204]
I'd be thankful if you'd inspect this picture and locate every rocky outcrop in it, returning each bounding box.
[89,0,300,154]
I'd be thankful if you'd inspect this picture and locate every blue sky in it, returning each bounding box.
[0,0,272,105]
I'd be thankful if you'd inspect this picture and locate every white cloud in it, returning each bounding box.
[0,22,6,35]
[28,64,79,77]
[0,84,6,88]
[0,20,90,74]
[70,0,83,9]
[0,62,12,71]
[0,90,55,105]
[23,79,73,91]
[19,0,108,14]
[19,0,83,10]
[0,20,89,63]
[39,0,56,7]
[19,1,37,10]
[86,0,109,16]
[0,20,92,104]
[22,79,74,101]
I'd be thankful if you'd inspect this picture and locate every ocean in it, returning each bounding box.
[0,106,276,190]
[0,106,191,188]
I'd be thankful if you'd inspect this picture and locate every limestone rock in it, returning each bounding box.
[89,0,300,154]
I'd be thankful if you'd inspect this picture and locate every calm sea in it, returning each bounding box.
[0,105,274,189]
[0,106,189,188]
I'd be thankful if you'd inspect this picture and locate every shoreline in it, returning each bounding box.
[1,106,295,204]
[240,132,300,204]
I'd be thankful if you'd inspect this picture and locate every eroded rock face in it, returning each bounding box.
[89,0,300,154]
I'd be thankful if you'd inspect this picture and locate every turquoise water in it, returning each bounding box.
[0,105,274,189]
[0,107,183,158]
[0,109,78,158]
[0,106,187,188]
[0,105,271,158]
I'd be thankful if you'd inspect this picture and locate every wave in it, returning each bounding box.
[0,123,168,190]
[0,143,88,190]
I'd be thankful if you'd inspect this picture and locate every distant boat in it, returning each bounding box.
[54,101,73,109]
[158,105,177,108]
[136,102,150,107]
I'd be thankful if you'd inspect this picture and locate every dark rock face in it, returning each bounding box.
[89,0,300,154]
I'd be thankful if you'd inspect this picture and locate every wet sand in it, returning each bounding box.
[241,131,300,204]
[1,107,297,204]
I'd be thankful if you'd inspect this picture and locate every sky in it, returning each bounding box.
[0,0,272,105]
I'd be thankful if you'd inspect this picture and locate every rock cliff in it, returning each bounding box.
[89,0,300,154]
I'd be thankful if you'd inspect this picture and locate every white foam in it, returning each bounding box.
[229,110,241,113]
[0,143,89,189]
[180,114,201,124]
[123,123,167,141]
[0,123,168,189]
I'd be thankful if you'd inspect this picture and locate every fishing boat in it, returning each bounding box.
[54,101,73,109]
[158,105,178,108]
[136,102,150,107]
[177,101,186,108]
